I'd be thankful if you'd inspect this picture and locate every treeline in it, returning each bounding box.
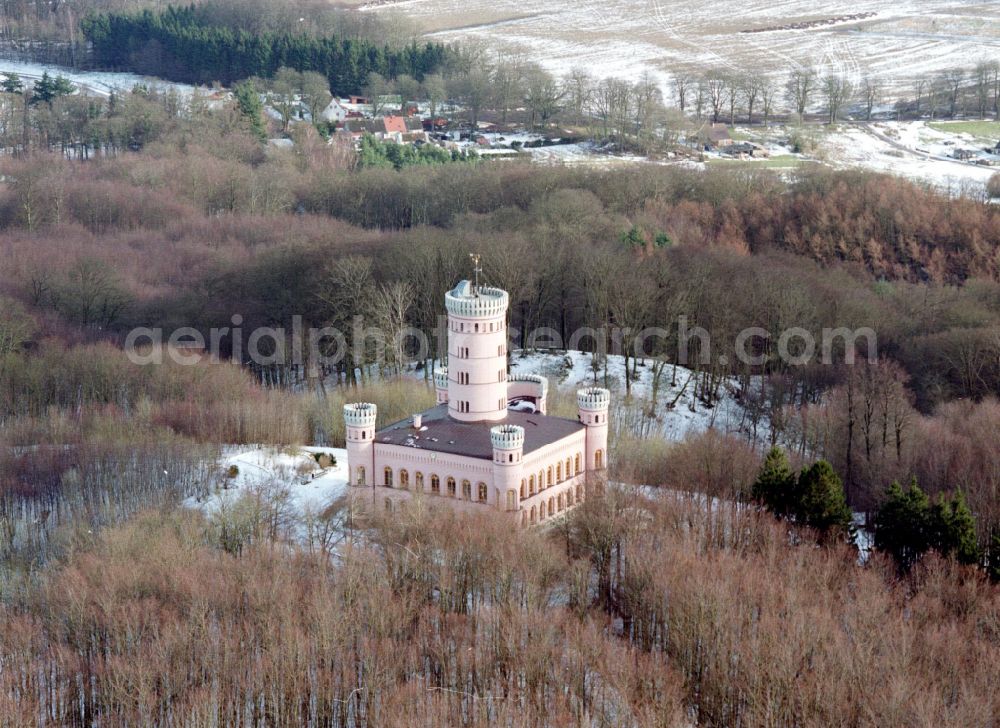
[358,133,479,169]
[80,4,449,92]
[2,153,1000,406]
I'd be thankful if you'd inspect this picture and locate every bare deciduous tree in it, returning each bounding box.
[563,67,594,127]
[523,63,564,130]
[705,73,727,123]
[822,74,853,124]
[941,67,966,117]
[672,71,693,112]
[860,76,882,121]
[739,72,763,125]
[785,66,816,121]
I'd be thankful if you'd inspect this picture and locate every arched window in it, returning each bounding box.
[539,501,546,519]
[529,475,535,495]
[431,474,440,494]
[547,466,553,487]
[575,453,582,474]
[520,479,526,500]
[399,469,409,489]
[447,477,457,497]
[538,470,544,490]
[506,489,516,510]
[595,449,604,469]
[556,462,562,482]
[384,467,393,487]
[530,506,537,524]
[576,483,584,502]
[462,479,471,499]
[521,511,528,527]
[566,458,572,478]
[566,488,574,506]
[478,482,488,502]
[415,472,424,491]
[356,466,366,485]
[548,496,555,515]
[557,493,564,511]
[361,431,366,439]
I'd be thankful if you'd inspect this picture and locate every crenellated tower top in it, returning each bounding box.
[444,280,509,319]
[490,423,525,451]
[577,387,611,412]
[343,402,377,429]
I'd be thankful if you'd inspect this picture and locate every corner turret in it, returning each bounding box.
[577,387,610,478]
[344,402,377,487]
[491,424,524,512]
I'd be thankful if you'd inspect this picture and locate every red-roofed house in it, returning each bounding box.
[382,115,408,135]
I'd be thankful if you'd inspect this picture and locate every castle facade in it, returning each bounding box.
[344,280,609,525]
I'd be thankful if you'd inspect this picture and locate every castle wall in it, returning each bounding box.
[372,444,498,505]
[361,429,588,524]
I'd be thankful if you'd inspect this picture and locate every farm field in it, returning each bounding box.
[927,119,1000,141]
[360,0,1000,97]
[714,120,1000,192]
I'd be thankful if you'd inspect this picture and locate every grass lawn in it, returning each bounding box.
[927,120,1000,141]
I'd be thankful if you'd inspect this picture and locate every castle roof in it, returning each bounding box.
[375,404,584,460]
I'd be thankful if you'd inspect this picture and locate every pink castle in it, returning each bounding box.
[343,278,610,525]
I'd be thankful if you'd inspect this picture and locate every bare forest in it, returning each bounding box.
[0,1,999,725]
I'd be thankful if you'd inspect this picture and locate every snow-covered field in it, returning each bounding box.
[509,349,753,442]
[364,0,1000,98]
[819,121,999,192]
[701,120,1000,193]
[0,58,199,97]
[185,446,351,549]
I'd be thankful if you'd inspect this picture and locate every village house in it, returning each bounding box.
[705,122,732,149]
[952,148,978,161]
[339,115,427,143]
[344,275,610,525]
[721,141,770,159]
[318,98,350,123]
[422,117,449,132]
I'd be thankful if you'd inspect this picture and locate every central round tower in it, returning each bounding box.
[445,280,509,422]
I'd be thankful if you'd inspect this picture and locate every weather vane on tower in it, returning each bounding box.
[469,253,482,294]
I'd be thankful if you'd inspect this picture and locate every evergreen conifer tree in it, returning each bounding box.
[751,446,795,516]
[929,490,980,565]
[234,81,266,141]
[1,72,23,94]
[874,479,931,570]
[794,460,853,539]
